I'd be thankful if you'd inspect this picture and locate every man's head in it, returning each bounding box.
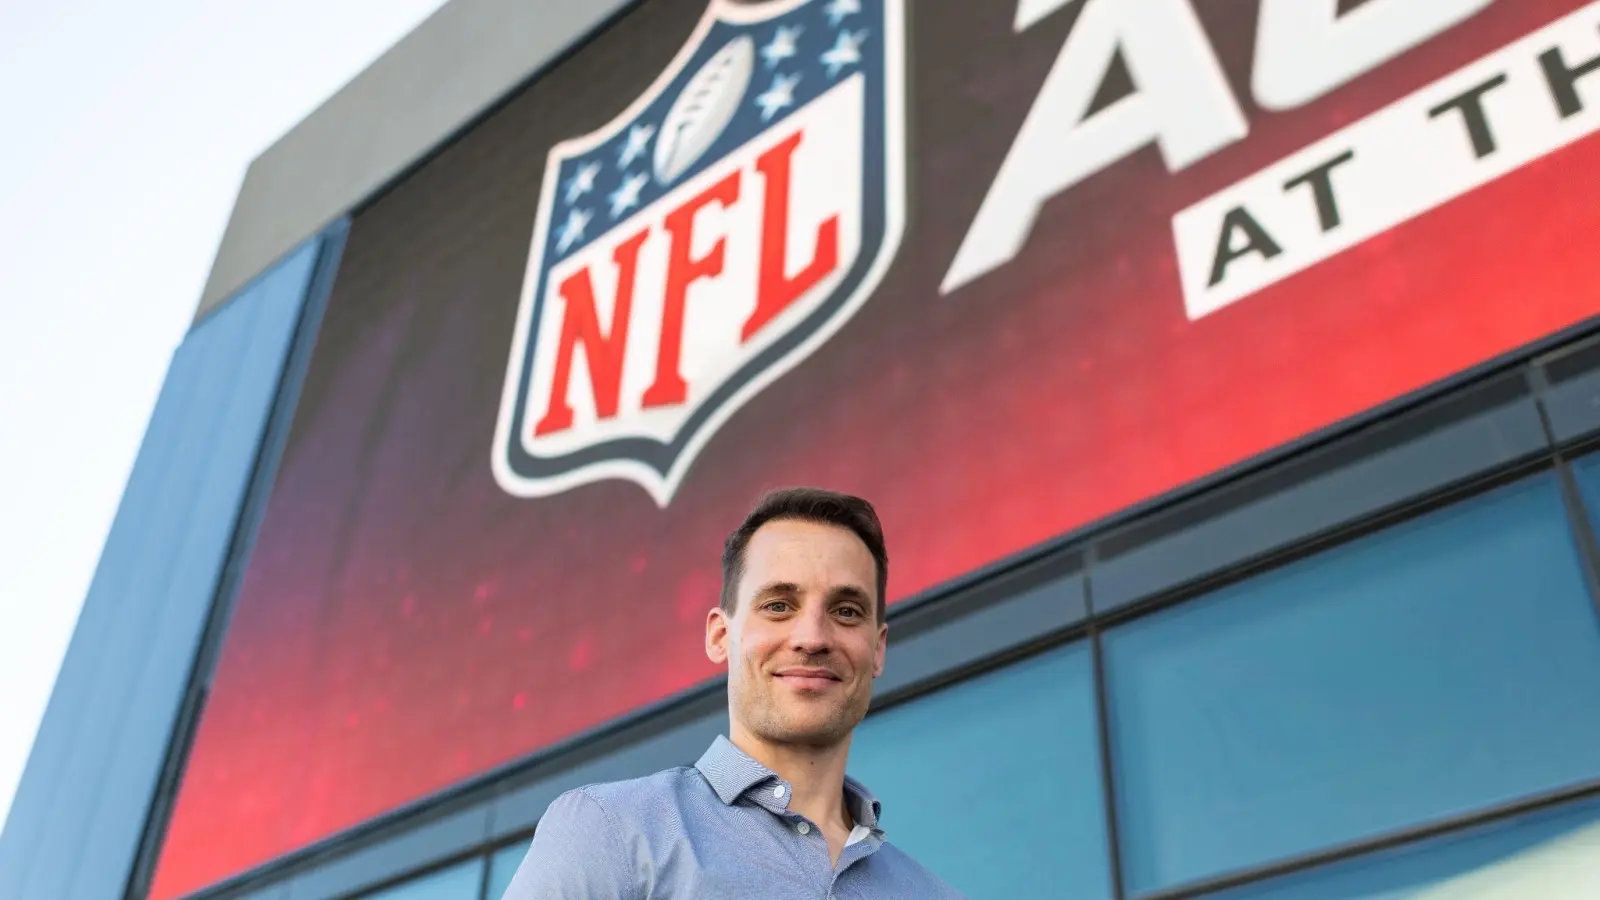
[706,488,889,749]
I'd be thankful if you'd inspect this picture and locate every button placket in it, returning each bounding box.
[781,813,831,896]
[831,830,879,894]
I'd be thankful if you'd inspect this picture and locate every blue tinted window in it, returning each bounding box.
[1568,451,1600,529]
[849,642,1112,900]
[1103,473,1600,895]
[485,841,529,900]
[1214,796,1600,899]
[363,859,484,900]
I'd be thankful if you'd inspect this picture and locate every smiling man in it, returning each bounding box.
[502,487,964,899]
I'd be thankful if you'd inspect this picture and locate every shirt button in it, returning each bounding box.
[774,784,786,800]
[796,822,811,835]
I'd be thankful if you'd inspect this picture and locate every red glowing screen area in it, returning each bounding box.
[152,1,1600,896]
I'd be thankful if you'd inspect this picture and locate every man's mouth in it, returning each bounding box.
[773,667,842,691]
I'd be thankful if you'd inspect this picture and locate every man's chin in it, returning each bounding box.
[759,710,861,746]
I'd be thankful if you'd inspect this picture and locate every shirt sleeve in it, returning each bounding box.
[497,788,638,900]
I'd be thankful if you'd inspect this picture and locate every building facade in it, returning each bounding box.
[7,1,1600,898]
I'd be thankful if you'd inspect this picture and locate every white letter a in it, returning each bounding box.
[1254,0,1496,111]
[941,0,1248,295]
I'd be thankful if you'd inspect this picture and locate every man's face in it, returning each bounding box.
[706,518,888,749]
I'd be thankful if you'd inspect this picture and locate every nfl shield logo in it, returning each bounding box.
[493,0,906,506]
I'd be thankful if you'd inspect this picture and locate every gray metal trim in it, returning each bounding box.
[1540,372,1600,444]
[488,705,730,842]
[194,0,636,324]
[1536,334,1600,444]
[229,886,291,900]
[283,810,489,900]
[872,559,1087,704]
[1091,371,1548,614]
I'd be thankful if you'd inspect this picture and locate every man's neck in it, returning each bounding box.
[729,725,855,831]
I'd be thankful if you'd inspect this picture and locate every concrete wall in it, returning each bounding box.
[193,0,634,324]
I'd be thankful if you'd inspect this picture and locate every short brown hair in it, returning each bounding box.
[720,487,889,621]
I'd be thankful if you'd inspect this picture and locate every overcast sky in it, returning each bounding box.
[0,0,451,829]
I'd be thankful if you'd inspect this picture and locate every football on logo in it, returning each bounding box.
[655,36,755,184]
[493,0,906,506]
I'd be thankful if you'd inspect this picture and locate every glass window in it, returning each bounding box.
[485,841,530,900]
[1212,795,1600,899]
[361,858,484,900]
[848,642,1112,900]
[1568,451,1600,529]
[1103,473,1600,895]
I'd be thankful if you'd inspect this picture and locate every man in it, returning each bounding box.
[502,487,964,899]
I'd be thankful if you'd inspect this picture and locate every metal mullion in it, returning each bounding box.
[1528,365,1600,624]
[476,849,493,900]
[1085,555,1128,900]
[1548,454,1600,623]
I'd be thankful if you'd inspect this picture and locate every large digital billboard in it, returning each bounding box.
[152,0,1600,895]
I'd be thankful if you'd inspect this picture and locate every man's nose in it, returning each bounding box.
[788,604,833,653]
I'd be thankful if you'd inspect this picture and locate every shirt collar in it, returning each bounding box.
[694,735,883,831]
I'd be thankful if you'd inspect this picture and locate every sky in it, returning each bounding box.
[0,0,451,831]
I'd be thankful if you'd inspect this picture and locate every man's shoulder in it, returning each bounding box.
[508,767,713,898]
[546,765,708,828]
[871,839,969,899]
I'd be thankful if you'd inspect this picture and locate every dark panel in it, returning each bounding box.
[873,555,1087,702]
[224,886,292,900]
[487,705,729,841]
[358,859,485,899]
[1537,335,1600,443]
[282,808,487,900]
[1541,372,1600,445]
[1092,372,1547,613]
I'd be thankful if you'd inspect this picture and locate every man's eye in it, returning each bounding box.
[763,601,792,613]
[836,606,862,620]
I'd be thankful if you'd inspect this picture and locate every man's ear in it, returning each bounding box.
[872,622,887,678]
[706,605,731,665]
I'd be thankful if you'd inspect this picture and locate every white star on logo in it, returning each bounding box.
[608,172,649,218]
[618,123,656,168]
[824,0,860,27]
[564,161,601,204]
[556,206,592,252]
[761,25,802,69]
[820,29,867,78]
[754,73,801,122]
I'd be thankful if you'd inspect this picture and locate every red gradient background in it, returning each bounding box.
[152,0,1600,896]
